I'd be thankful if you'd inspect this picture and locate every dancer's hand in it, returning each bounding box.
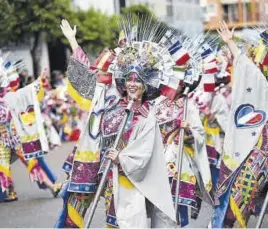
[180,120,189,129]
[217,21,235,43]
[60,19,76,40]
[106,149,120,164]
[60,19,79,52]
[175,98,184,108]
[217,21,239,61]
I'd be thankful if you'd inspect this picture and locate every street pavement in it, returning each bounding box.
[0,142,266,228]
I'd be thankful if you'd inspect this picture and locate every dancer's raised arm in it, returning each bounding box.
[217,21,239,61]
[60,19,79,52]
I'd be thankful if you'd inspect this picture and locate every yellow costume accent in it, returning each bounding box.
[20,112,36,126]
[0,165,11,178]
[74,151,100,163]
[230,196,246,228]
[37,78,45,102]
[27,158,38,173]
[67,203,84,228]
[67,80,91,110]
[118,175,135,189]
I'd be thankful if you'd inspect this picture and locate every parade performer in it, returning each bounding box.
[5,75,61,196]
[154,93,212,226]
[55,17,182,228]
[0,56,28,202]
[0,58,61,201]
[211,21,268,228]
[0,96,21,202]
[194,49,231,188]
[148,33,215,225]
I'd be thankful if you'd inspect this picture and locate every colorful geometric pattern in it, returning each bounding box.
[69,161,100,193]
[232,163,257,206]
[222,121,268,227]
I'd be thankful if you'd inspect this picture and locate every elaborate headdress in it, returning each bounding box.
[195,33,232,92]
[94,14,202,100]
[240,22,268,78]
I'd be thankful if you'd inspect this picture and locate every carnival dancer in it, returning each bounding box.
[0,82,59,201]
[0,95,21,202]
[197,89,229,188]
[149,35,213,224]
[153,91,212,226]
[195,52,231,188]
[0,60,61,201]
[211,21,268,228]
[55,18,178,228]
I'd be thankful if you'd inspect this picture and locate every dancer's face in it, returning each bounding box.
[125,73,145,101]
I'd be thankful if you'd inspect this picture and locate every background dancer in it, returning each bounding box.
[0,61,62,201]
[212,21,268,228]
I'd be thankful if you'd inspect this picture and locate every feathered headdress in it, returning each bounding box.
[240,21,268,78]
[194,32,232,92]
[94,14,203,100]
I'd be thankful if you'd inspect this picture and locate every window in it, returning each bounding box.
[166,0,173,17]
[167,5,173,17]
[207,3,217,17]
[222,4,238,23]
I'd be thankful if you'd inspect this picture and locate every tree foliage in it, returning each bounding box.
[69,4,154,56]
[0,0,75,46]
[73,8,118,56]
[0,1,165,72]
[121,4,153,17]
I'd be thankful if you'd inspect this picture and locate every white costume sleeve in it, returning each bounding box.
[119,117,155,182]
[187,100,213,194]
[211,93,229,133]
[187,100,206,146]
[119,115,176,222]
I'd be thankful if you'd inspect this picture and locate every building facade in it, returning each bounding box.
[72,0,121,15]
[126,0,204,37]
[202,0,268,30]
[72,0,203,37]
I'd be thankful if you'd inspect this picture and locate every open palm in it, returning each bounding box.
[60,19,76,40]
[217,21,235,43]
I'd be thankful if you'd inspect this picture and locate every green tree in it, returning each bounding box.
[0,1,168,75]
[121,4,153,16]
[73,8,118,57]
[0,0,75,76]
[71,4,156,58]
